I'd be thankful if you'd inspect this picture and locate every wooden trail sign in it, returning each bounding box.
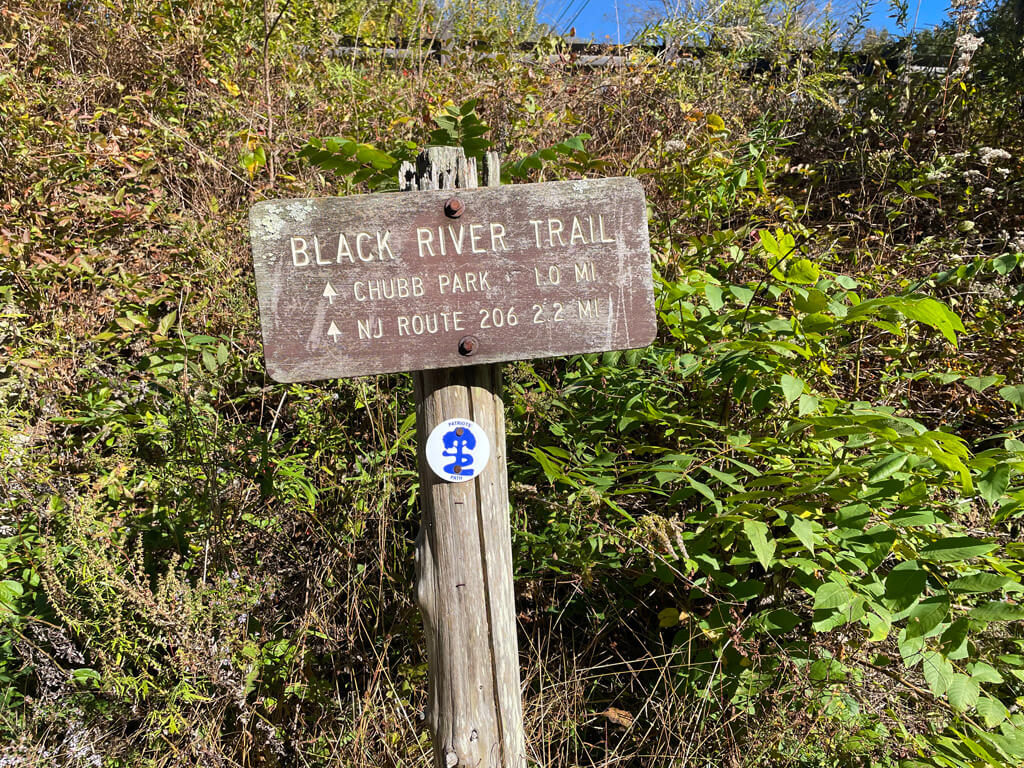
[249,147,655,768]
[249,177,655,382]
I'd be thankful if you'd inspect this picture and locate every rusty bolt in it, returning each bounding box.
[458,335,479,356]
[444,197,465,218]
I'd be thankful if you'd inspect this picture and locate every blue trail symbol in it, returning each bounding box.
[442,427,476,476]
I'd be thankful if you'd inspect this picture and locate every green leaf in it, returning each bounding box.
[999,385,1024,407]
[963,375,1001,392]
[71,668,101,684]
[687,476,716,501]
[705,284,724,310]
[901,298,964,346]
[919,537,996,562]
[814,582,854,610]
[978,463,1010,505]
[922,650,956,697]
[764,609,801,633]
[785,258,820,284]
[947,673,980,711]
[969,601,1024,621]
[780,374,804,405]
[949,573,1018,594]
[798,394,818,415]
[868,453,909,484]
[976,695,1008,727]
[970,661,1003,684]
[743,519,776,569]
[884,561,927,606]
[864,611,891,641]
[790,516,816,554]
[793,288,828,313]
[845,296,964,346]
[940,617,969,659]
[658,607,681,628]
[905,596,949,639]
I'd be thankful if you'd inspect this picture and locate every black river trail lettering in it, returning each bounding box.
[249,178,656,382]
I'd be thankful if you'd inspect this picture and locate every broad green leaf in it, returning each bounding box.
[705,284,724,310]
[898,626,926,664]
[844,296,963,346]
[743,519,776,569]
[759,229,781,256]
[889,508,942,527]
[977,695,1008,727]
[687,476,716,501]
[780,374,804,405]
[790,515,816,554]
[798,394,818,415]
[785,258,820,284]
[864,611,891,641]
[999,385,1024,407]
[947,673,980,711]
[949,573,1018,594]
[730,285,755,303]
[764,609,802,633]
[793,288,828,313]
[922,650,956,697]
[970,661,1004,684]
[905,596,949,639]
[978,463,1010,505]
[919,537,996,562]
[964,375,1001,392]
[884,561,927,605]
[970,601,1024,621]
[868,453,909,483]
[940,617,969,659]
[72,668,101,683]
[896,297,964,347]
[814,582,854,610]
[658,607,681,628]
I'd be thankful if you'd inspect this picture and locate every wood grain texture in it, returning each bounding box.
[249,174,655,383]
[410,148,526,768]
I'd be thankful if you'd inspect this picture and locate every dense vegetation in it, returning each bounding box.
[2,0,1023,765]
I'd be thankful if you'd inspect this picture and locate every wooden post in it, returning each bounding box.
[399,147,526,768]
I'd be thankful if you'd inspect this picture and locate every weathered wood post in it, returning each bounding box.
[398,147,526,768]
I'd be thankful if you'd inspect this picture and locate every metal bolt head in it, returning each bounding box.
[458,335,479,356]
[444,197,465,218]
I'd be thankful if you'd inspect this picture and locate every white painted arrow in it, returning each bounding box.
[323,282,338,304]
[327,321,342,342]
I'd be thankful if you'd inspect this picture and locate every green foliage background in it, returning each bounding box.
[1,0,1024,766]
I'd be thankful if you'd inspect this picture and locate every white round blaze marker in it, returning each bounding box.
[426,418,491,483]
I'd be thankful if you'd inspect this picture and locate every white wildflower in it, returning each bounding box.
[953,34,984,77]
[952,0,982,27]
[956,33,984,55]
[982,187,996,195]
[979,147,1012,165]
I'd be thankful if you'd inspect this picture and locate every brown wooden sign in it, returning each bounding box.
[249,177,655,382]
